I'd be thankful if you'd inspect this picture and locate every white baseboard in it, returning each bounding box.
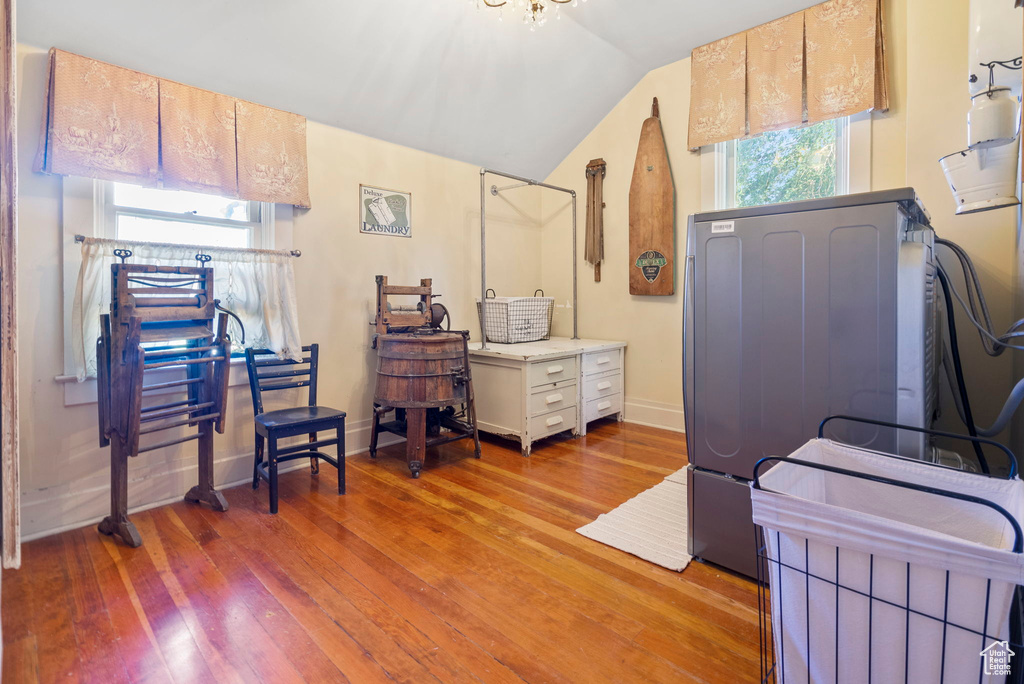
[623,397,685,433]
[20,417,403,542]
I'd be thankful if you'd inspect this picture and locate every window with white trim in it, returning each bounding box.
[97,181,274,249]
[702,113,871,212]
[59,178,292,401]
[715,117,849,210]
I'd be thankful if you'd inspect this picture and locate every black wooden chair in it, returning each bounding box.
[244,344,346,514]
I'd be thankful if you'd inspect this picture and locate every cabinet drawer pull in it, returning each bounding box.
[545,415,564,427]
[598,401,612,411]
[546,365,563,375]
[545,393,563,405]
[596,356,611,365]
[597,381,612,391]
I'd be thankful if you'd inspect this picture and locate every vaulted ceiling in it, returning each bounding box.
[19,0,814,178]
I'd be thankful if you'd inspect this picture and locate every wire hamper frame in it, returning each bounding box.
[476,288,554,344]
[754,416,1024,684]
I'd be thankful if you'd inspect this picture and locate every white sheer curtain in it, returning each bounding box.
[72,237,303,380]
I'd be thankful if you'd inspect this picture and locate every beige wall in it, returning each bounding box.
[541,0,1021,444]
[903,0,1017,450]
[540,57,696,430]
[15,44,542,538]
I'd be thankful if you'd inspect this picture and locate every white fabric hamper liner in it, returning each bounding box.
[751,438,1024,684]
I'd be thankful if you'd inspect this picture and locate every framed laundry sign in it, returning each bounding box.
[359,185,412,238]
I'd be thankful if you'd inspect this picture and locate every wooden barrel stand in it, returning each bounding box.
[370,331,481,478]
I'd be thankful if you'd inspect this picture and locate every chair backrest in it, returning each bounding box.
[244,344,319,416]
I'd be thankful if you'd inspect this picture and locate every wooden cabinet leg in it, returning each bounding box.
[98,440,142,547]
[185,427,228,512]
[406,408,425,478]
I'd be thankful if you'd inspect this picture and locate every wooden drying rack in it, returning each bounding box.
[96,255,232,547]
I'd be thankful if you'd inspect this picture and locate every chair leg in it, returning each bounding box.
[268,437,279,515]
[369,405,380,458]
[253,432,264,490]
[309,431,319,474]
[337,419,346,495]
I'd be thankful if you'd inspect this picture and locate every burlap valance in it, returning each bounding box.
[35,49,311,208]
[688,0,888,150]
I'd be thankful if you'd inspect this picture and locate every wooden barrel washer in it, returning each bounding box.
[369,276,481,479]
[374,332,469,409]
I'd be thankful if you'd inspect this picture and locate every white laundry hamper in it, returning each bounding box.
[751,418,1024,684]
[476,288,554,344]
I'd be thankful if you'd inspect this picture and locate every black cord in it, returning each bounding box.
[936,268,989,474]
[214,300,245,345]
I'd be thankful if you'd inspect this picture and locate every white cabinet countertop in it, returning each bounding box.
[468,337,626,361]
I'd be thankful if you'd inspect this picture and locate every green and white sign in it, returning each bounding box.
[360,185,412,238]
[635,250,667,283]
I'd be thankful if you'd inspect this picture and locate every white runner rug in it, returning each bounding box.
[576,468,692,572]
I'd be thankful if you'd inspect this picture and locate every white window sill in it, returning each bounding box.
[55,357,250,407]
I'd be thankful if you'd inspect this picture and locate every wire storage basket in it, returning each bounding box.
[753,416,1024,684]
[476,289,554,344]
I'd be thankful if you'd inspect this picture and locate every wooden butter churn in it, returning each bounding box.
[370,276,481,478]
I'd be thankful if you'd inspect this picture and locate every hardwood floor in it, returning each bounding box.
[2,421,760,684]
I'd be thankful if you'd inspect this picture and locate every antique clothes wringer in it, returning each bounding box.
[370,276,481,478]
[96,253,232,546]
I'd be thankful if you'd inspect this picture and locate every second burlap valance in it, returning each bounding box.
[35,49,310,208]
[688,0,888,150]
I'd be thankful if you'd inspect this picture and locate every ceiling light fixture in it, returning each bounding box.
[476,0,587,30]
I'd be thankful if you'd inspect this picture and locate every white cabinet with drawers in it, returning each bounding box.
[467,338,626,456]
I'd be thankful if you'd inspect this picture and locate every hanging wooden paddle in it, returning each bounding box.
[585,158,606,282]
[629,97,674,296]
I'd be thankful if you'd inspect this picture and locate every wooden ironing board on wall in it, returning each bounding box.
[629,97,675,296]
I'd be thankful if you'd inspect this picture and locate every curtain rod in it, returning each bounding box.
[74,234,301,257]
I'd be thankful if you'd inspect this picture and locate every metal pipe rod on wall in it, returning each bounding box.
[491,182,531,195]
[480,170,489,350]
[479,168,579,349]
[483,168,576,196]
[571,190,578,340]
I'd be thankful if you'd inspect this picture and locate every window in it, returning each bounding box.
[95,182,276,355]
[59,177,293,396]
[706,115,870,211]
[98,181,271,248]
